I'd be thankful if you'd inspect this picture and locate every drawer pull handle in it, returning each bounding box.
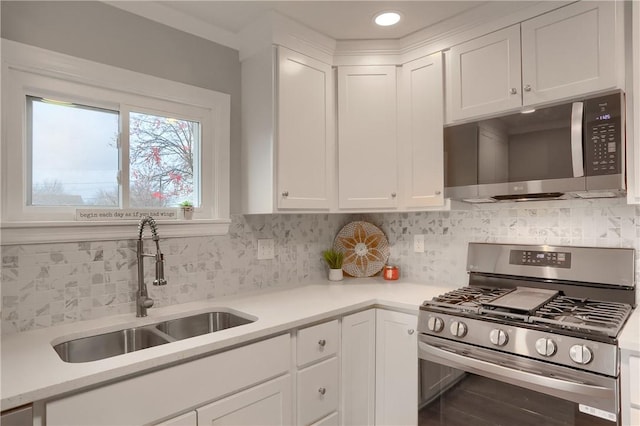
[408,329,415,335]
[282,191,289,197]
[318,339,326,347]
[318,387,327,395]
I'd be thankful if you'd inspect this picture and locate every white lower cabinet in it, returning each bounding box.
[621,351,640,426]
[197,375,292,425]
[341,309,418,426]
[375,310,418,426]
[341,310,376,426]
[43,309,420,426]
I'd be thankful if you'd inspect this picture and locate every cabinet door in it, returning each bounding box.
[400,52,445,208]
[341,310,376,426]
[338,66,398,209]
[449,25,522,121]
[521,1,617,106]
[197,375,292,425]
[375,310,418,426]
[277,47,333,210]
[155,411,197,426]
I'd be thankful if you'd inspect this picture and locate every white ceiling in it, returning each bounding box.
[157,1,487,41]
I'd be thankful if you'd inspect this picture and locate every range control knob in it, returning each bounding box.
[535,338,557,357]
[427,316,444,333]
[489,329,508,346]
[569,344,593,365]
[449,321,467,338]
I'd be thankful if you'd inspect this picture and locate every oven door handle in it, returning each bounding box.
[418,341,617,413]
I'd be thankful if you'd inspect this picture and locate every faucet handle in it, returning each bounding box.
[153,278,167,286]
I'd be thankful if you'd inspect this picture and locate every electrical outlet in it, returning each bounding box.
[257,238,275,260]
[414,234,425,253]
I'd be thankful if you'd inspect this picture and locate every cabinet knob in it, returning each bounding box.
[282,191,289,197]
[391,192,397,198]
[524,84,532,92]
[435,190,441,195]
[318,339,326,347]
[318,387,327,395]
[510,88,518,95]
[407,329,415,335]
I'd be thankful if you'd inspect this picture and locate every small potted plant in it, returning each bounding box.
[322,249,344,281]
[178,200,194,220]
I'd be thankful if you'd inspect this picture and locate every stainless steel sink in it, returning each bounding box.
[53,327,171,363]
[53,310,255,363]
[155,311,254,340]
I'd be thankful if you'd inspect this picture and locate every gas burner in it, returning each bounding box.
[531,296,633,337]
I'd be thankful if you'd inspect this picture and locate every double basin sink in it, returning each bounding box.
[53,311,254,363]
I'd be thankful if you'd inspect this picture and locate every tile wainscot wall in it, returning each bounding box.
[2,198,639,334]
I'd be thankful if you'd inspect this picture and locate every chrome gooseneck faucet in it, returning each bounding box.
[136,216,167,317]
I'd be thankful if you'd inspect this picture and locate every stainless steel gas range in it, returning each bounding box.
[418,243,636,426]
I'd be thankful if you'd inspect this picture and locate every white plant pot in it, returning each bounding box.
[179,206,194,220]
[328,268,343,281]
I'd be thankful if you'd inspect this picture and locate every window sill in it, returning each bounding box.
[0,219,231,245]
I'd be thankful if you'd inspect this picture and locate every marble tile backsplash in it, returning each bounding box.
[2,198,639,334]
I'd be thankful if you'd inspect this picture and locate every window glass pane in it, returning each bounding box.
[129,112,200,207]
[28,96,119,206]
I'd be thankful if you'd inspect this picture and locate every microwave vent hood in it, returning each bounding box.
[444,92,626,203]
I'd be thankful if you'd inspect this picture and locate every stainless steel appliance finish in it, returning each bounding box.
[444,91,626,202]
[418,243,635,425]
[0,405,33,426]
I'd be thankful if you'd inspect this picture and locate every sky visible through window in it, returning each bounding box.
[29,97,119,206]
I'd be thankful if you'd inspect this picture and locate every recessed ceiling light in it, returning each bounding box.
[374,11,401,27]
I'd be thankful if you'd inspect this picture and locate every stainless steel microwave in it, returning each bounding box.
[444,92,626,202]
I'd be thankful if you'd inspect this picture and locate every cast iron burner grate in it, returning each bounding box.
[531,296,633,337]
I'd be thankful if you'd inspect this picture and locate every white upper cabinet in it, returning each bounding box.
[521,1,618,105]
[449,24,522,121]
[337,65,398,210]
[241,46,334,213]
[277,47,334,210]
[448,1,622,122]
[399,52,445,208]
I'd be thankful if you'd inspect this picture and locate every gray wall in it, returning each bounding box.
[1,0,243,212]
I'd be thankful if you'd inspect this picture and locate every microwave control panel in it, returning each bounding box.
[584,93,622,176]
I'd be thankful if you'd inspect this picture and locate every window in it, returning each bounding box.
[28,96,120,207]
[1,40,230,244]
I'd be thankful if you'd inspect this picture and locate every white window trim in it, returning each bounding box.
[1,40,231,244]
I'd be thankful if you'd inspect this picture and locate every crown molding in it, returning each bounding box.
[103,1,239,50]
[105,1,572,65]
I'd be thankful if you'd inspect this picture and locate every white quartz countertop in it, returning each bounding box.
[1,279,452,411]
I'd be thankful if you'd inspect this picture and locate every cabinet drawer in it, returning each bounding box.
[297,320,339,366]
[310,411,338,426]
[297,357,339,425]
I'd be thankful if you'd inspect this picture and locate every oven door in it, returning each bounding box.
[418,334,620,425]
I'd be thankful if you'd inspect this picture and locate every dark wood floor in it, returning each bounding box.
[418,374,613,426]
